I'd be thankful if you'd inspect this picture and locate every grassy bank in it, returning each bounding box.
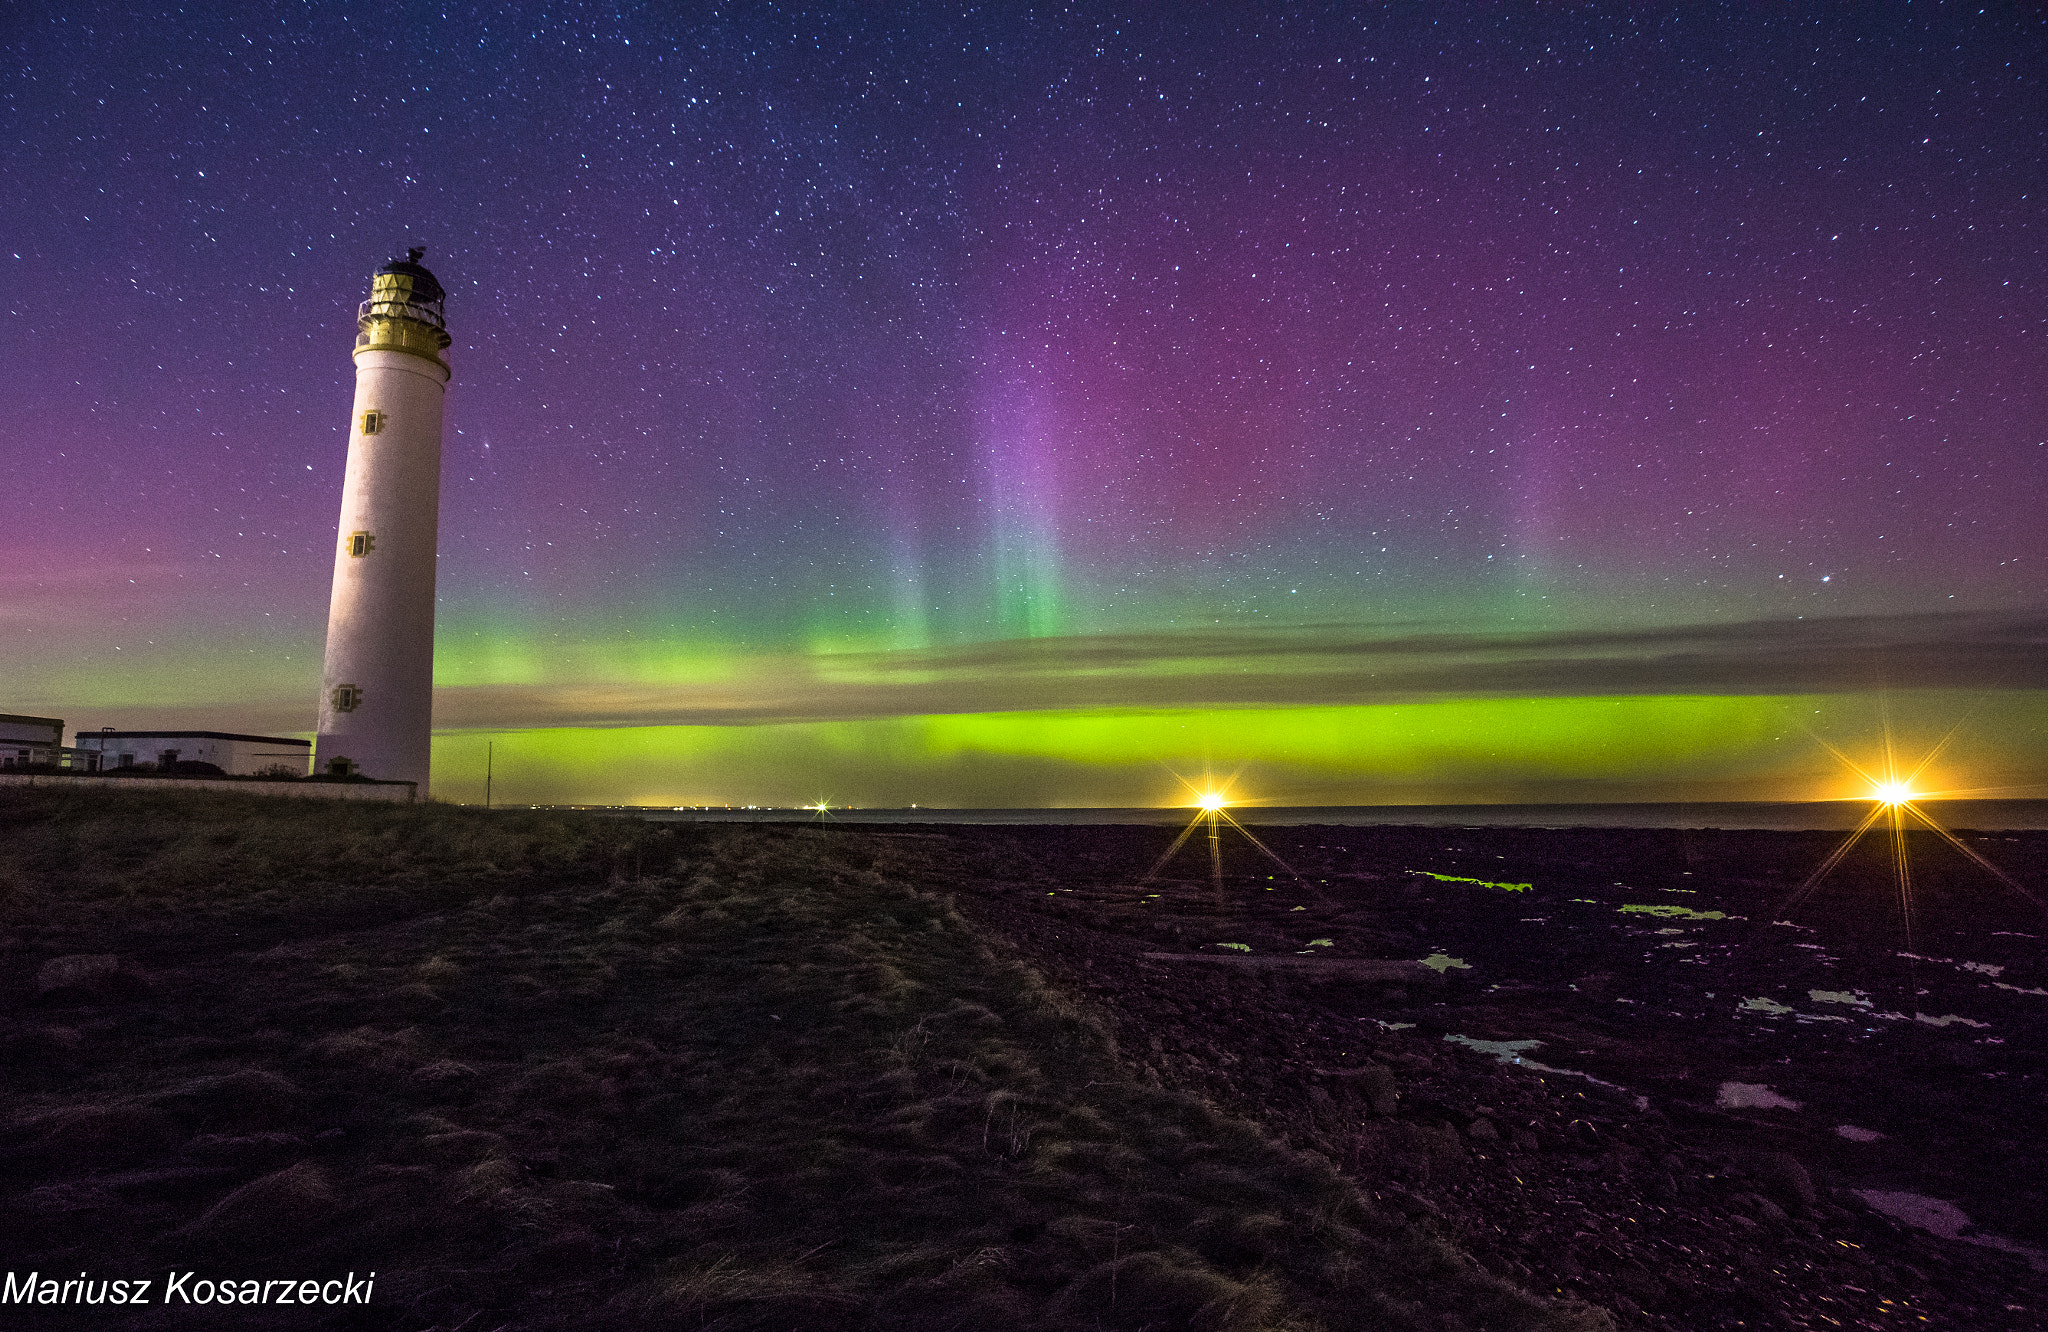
[0,789,1605,1330]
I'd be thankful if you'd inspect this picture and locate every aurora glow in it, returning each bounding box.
[5,5,2045,805]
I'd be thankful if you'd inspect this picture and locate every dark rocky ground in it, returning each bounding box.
[6,788,2045,1330]
[911,818,2048,1331]
[1,790,1614,1332]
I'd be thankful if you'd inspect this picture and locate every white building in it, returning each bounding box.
[74,730,311,776]
[0,713,68,768]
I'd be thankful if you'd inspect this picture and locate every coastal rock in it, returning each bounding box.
[1753,1152,1818,1211]
[1354,1064,1399,1116]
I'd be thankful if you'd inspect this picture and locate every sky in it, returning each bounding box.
[5,2,2046,807]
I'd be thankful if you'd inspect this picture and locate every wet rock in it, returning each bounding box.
[1356,1064,1398,1117]
[1613,1256,1668,1303]
[1467,1117,1499,1142]
[1314,1062,1399,1116]
[1751,1151,1817,1210]
[35,954,150,1005]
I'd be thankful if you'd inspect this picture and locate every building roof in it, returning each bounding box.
[80,731,312,748]
[1,713,64,728]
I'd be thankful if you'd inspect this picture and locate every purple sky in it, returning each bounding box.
[5,3,2045,804]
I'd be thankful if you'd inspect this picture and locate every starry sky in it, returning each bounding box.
[6,3,2046,807]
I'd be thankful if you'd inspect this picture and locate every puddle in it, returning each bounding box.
[1443,1035,1650,1108]
[1412,870,1530,893]
[1740,994,1862,1023]
[1913,1013,1991,1029]
[1809,990,1873,1008]
[1835,1125,1885,1142]
[1717,1082,1802,1110]
[1420,953,1473,973]
[1620,904,1730,921]
[1854,1190,2048,1271]
[1993,982,2048,996]
[1444,1034,1543,1061]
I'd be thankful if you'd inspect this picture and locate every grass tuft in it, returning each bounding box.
[0,787,1604,1330]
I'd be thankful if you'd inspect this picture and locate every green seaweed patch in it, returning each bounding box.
[1620,904,1728,921]
[1411,870,1531,893]
[1214,942,1251,952]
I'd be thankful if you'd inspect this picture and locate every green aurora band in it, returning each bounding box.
[427,691,2048,808]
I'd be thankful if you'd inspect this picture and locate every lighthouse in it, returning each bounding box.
[313,248,452,790]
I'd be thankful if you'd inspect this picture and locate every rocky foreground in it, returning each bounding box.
[4,788,2044,1330]
[928,819,2048,1330]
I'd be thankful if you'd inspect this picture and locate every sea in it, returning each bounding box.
[615,800,2048,832]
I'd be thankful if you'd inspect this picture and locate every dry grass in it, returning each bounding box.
[0,788,1607,1330]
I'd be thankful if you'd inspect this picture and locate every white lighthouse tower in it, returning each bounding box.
[313,248,452,790]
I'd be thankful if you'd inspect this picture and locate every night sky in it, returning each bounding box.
[7,3,2046,806]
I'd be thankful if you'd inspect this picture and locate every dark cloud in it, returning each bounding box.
[433,611,2048,730]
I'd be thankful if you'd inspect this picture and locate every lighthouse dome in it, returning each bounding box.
[357,246,451,359]
[376,247,446,304]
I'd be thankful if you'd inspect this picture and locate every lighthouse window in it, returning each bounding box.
[361,411,384,435]
[332,684,363,713]
[349,531,376,558]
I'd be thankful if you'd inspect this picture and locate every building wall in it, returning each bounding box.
[0,772,414,802]
[76,734,311,776]
[0,715,65,745]
[0,714,68,768]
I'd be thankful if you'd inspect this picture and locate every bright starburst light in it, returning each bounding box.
[1765,718,2043,957]
[1137,773,1316,898]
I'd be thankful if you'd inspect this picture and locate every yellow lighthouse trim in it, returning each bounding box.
[354,270,452,367]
